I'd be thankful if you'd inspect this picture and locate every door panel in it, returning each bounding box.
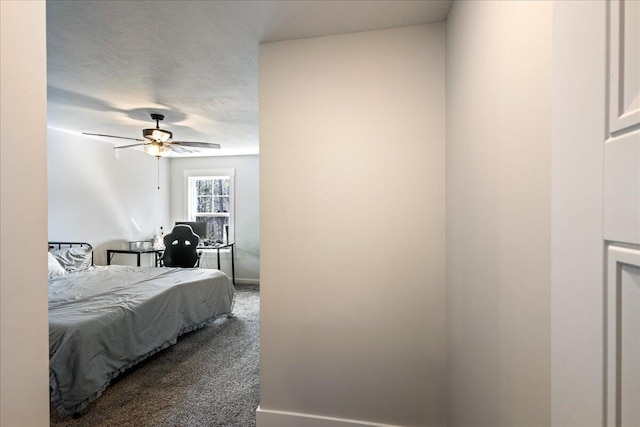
[605,0,640,245]
[609,0,640,133]
[607,245,640,427]
[604,132,640,245]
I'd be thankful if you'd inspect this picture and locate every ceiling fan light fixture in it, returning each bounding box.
[144,143,170,157]
[85,113,220,156]
[143,128,172,142]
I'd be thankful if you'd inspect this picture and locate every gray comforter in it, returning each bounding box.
[49,265,235,415]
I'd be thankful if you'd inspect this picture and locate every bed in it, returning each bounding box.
[47,242,235,416]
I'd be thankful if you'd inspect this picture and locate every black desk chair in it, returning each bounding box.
[162,225,200,268]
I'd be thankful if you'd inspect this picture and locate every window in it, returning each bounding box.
[186,169,234,243]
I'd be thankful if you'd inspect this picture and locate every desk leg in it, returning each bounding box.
[107,251,112,265]
[137,253,141,267]
[231,245,235,286]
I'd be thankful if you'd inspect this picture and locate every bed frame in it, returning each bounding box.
[48,241,93,265]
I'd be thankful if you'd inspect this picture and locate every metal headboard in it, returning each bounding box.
[48,241,94,265]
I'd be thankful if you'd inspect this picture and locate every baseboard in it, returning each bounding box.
[255,406,404,427]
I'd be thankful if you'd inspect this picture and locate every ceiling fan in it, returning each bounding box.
[83,113,221,157]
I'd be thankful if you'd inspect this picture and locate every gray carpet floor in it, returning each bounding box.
[50,284,260,427]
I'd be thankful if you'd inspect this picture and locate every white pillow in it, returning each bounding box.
[52,246,92,272]
[48,252,68,278]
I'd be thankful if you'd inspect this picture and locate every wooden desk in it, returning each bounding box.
[106,249,162,267]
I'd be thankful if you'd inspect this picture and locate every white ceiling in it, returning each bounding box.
[47,0,452,157]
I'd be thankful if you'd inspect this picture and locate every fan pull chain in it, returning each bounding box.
[157,156,160,190]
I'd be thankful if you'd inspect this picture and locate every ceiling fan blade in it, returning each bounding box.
[171,141,221,149]
[113,143,148,149]
[166,144,193,154]
[82,132,145,142]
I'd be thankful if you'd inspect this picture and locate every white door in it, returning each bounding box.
[604,1,640,426]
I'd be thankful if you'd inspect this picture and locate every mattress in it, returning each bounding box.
[48,265,235,415]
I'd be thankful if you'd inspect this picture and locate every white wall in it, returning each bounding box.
[551,2,606,425]
[47,129,170,266]
[259,24,446,427]
[0,1,50,425]
[169,155,260,283]
[446,1,552,426]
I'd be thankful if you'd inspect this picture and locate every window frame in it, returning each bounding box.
[184,168,235,243]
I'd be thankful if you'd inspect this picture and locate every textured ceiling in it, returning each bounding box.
[47,0,452,157]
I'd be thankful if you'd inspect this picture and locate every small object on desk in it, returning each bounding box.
[128,240,153,251]
[153,227,165,250]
